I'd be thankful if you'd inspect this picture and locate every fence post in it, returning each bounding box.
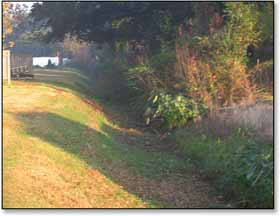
[7,50,11,85]
[3,50,11,85]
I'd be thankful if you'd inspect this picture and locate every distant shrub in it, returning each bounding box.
[92,47,133,103]
[33,65,42,69]
[46,59,56,69]
[174,127,273,208]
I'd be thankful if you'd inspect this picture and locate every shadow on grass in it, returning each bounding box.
[29,71,143,129]
[15,111,192,207]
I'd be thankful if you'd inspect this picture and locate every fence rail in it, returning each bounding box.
[11,53,33,75]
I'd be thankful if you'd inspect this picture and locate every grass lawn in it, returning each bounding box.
[3,68,221,208]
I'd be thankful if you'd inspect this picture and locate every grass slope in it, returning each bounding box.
[3,68,221,208]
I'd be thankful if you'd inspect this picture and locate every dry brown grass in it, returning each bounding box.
[197,102,273,143]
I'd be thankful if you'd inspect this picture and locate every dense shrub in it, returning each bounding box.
[174,127,273,208]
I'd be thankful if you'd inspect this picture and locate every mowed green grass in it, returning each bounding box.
[3,69,150,208]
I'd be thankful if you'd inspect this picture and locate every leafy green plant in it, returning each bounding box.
[144,91,208,129]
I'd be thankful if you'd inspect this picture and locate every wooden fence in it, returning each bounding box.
[3,50,33,83]
[11,53,33,77]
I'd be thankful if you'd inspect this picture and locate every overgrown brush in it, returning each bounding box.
[174,27,256,109]
[92,2,273,131]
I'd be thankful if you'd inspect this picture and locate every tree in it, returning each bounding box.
[3,2,14,48]
[31,2,196,51]
[62,34,95,73]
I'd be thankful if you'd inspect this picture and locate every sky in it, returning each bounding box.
[11,1,36,12]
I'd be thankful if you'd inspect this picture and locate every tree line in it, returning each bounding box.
[28,2,273,129]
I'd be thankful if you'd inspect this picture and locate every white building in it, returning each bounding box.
[33,57,59,67]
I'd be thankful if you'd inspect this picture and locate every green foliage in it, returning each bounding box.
[258,2,273,42]
[190,2,264,64]
[144,91,208,129]
[174,128,273,208]
[224,2,261,55]
[128,64,153,75]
